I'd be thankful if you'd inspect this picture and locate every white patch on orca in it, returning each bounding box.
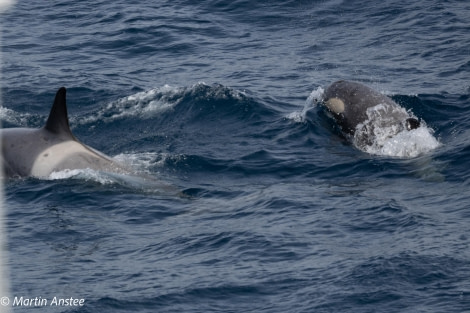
[30,140,116,178]
[325,97,345,114]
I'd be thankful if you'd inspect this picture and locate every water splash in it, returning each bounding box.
[47,167,181,195]
[114,152,173,172]
[354,103,440,158]
[0,106,33,126]
[370,127,440,158]
[286,86,324,123]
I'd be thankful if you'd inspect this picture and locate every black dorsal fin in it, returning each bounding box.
[44,87,74,137]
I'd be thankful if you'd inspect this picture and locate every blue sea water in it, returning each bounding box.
[1,0,470,312]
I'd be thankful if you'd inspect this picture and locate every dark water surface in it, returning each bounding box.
[1,1,470,312]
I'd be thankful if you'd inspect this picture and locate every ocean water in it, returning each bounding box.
[1,1,470,312]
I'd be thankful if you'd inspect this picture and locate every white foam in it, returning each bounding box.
[76,82,250,125]
[192,82,248,100]
[306,86,325,107]
[354,103,440,158]
[108,85,182,119]
[286,86,324,123]
[285,110,305,123]
[113,152,172,171]
[77,85,184,125]
[48,152,168,181]
[0,106,32,126]
[374,127,440,158]
[48,168,116,184]
[0,107,13,120]
[47,159,181,195]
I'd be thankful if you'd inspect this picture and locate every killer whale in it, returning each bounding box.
[1,87,131,178]
[322,80,420,135]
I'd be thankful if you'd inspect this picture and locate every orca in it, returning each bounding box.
[322,80,420,135]
[1,87,131,178]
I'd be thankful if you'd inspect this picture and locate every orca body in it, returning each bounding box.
[1,87,130,178]
[322,80,420,135]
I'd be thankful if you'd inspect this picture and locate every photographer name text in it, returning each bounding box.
[1,296,85,307]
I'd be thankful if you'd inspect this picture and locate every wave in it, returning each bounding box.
[74,82,263,125]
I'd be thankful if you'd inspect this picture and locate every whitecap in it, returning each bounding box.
[76,84,184,125]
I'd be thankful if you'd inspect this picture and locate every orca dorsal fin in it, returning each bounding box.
[44,87,74,137]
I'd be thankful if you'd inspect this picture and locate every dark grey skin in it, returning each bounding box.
[1,87,130,178]
[322,80,420,135]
